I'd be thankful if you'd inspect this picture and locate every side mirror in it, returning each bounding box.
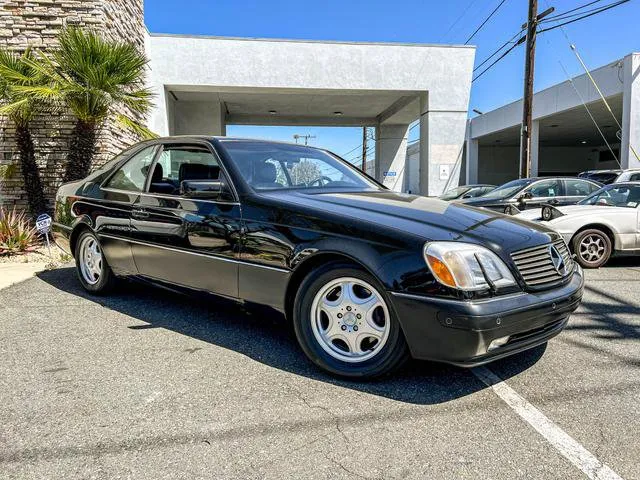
[461,193,473,199]
[181,180,224,199]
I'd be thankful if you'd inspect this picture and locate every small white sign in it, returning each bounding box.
[35,213,52,234]
[383,171,397,177]
[439,164,450,181]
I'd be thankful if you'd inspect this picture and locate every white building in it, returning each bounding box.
[464,52,640,186]
[145,34,475,195]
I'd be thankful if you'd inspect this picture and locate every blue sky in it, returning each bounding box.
[145,0,639,159]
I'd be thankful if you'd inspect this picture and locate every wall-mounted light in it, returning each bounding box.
[549,124,559,128]
[581,140,587,144]
[333,111,343,116]
[269,110,277,115]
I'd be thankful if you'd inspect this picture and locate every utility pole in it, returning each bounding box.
[520,2,554,178]
[520,0,537,179]
[293,134,316,145]
[361,127,368,172]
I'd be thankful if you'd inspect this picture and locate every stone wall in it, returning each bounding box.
[0,0,146,212]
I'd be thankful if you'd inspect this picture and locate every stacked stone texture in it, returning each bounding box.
[0,0,146,211]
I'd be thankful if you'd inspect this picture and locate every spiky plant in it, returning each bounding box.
[0,205,39,255]
[0,48,49,217]
[25,27,156,182]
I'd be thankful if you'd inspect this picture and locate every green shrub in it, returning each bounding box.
[0,206,39,255]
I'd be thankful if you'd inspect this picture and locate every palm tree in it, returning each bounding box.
[0,48,48,217]
[27,28,155,182]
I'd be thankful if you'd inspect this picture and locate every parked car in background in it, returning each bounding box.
[578,169,622,185]
[516,182,640,268]
[439,184,495,201]
[613,168,640,183]
[52,137,584,378]
[460,177,602,213]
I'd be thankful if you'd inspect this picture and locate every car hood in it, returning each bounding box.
[261,190,557,252]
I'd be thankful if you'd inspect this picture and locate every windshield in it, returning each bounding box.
[578,184,640,208]
[480,179,531,199]
[220,141,381,192]
[440,186,470,200]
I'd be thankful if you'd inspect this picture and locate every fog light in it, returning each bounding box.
[488,335,510,352]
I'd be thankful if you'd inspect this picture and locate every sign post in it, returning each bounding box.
[35,213,52,257]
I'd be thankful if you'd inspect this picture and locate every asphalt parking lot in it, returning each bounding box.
[1,260,639,479]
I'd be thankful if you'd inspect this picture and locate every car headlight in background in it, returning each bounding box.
[424,242,517,291]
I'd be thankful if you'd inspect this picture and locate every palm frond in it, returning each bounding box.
[116,114,159,140]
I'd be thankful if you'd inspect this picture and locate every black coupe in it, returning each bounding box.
[53,137,584,378]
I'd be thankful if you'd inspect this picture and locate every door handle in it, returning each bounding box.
[132,208,149,220]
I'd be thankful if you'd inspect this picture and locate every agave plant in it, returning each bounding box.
[0,206,39,255]
[23,27,156,182]
[0,48,49,218]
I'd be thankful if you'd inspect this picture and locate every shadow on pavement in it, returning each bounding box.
[36,267,547,405]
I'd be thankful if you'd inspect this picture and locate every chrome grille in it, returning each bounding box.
[511,239,573,287]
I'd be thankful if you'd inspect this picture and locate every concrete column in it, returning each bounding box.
[375,124,410,192]
[621,53,640,169]
[530,119,540,176]
[172,100,227,136]
[465,122,479,184]
[419,94,468,196]
[148,86,170,136]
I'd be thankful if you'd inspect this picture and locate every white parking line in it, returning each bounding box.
[472,366,624,480]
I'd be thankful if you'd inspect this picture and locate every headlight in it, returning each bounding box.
[424,242,517,291]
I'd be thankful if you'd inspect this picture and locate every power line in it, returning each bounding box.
[539,0,605,22]
[465,0,510,44]
[440,0,481,42]
[537,0,630,34]
[472,38,524,82]
[474,28,524,72]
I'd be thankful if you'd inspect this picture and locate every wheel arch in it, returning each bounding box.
[69,218,93,256]
[569,223,617,251]
[284,251,379,323]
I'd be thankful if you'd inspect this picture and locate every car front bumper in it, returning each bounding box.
[389,266,584,367]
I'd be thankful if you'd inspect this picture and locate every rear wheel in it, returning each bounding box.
[572,229,612,268]
[293,264,409,378]
[74,230,116,293]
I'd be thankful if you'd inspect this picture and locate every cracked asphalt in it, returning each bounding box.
[1,259,639,479]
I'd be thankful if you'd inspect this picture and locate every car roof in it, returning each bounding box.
[147,135,331,151]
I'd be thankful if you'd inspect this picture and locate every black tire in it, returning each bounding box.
[74,230,116,294]
[572,228,612,269]
[293,263,409,378]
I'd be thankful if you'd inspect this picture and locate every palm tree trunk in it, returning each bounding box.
[63,119,98,183]
[15,124,48,217]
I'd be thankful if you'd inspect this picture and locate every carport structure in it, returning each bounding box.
[146,34,475,195]
[466,53,640,186]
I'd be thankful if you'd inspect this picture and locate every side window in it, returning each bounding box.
[148,145,228,198]
[630,173,640,182]
[528,180,561,198]
[565,179,597,196]
[105,146,157,192]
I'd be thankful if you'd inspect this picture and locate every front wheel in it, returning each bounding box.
[74,230,116,293]
[293,265,409,378]
[572,229,612,268]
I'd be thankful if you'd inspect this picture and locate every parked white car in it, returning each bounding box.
[614,169,640,183]
[516,182,640,268]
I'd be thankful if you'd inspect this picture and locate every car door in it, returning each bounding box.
[129,142,242,298]
[563,179,600,205]
[520,179,564,209]
[97,144,160,275]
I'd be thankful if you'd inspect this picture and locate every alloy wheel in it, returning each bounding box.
[79,236,103,285]
[310,277,390,363]
[578,234,606,263]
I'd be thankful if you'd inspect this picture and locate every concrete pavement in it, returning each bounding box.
[0,260,638,479]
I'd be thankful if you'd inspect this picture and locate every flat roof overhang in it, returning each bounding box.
[146,34,475,134]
